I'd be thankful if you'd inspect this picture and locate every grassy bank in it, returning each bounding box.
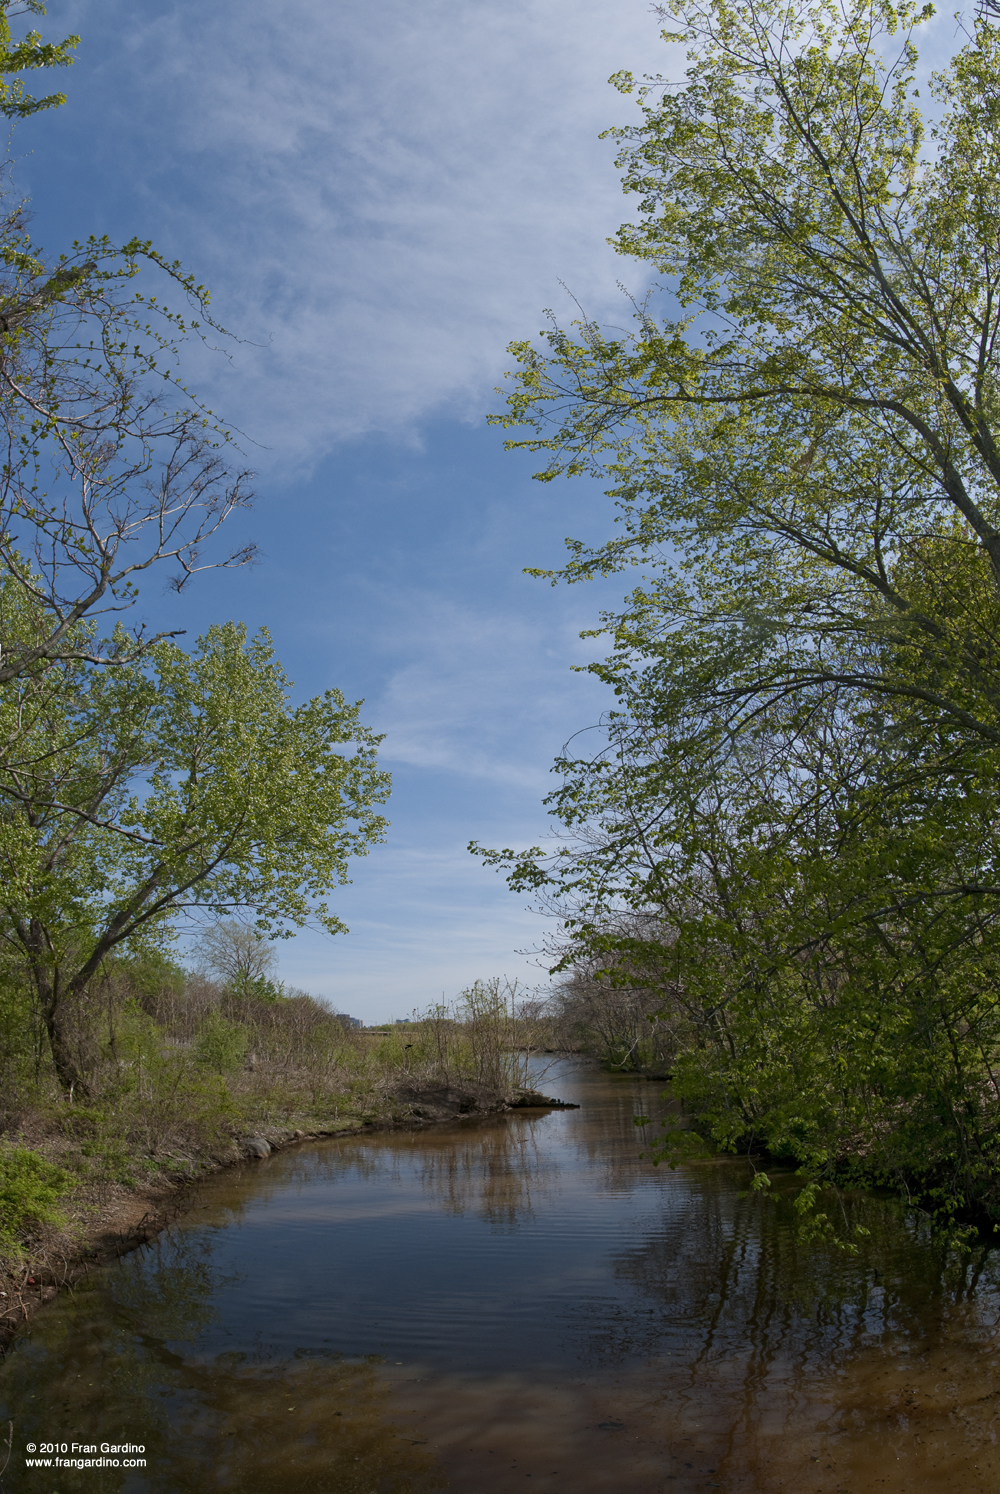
[0,967,547,1333]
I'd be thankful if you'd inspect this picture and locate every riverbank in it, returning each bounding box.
[0,972,552,1319]
[0,973,571,1347]
[0,1072,582,1351]
[0,1075,514,1344]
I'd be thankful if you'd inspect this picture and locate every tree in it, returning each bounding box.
[193,918,282,1001]
[478,0,1000,1224]
[0,2,77,120]
[500,652,1000,1216]
[487,0,1000,975]
[0,620,390,1092]
[0,4,256,687]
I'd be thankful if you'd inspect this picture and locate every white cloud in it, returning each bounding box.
[48,0,676,463]
[367,591,610,785]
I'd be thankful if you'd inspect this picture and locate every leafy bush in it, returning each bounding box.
[196,1012,249,1073]
[0,1146,73,1263]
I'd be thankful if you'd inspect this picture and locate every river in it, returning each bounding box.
[1,1058,998,1491]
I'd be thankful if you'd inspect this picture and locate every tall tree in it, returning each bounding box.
[479,0,1000,1223]
[0,619,390,1092]
[489,0,1000,946]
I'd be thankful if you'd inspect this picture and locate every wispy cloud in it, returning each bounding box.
[367,591,611,786]
[42,0,674,462]
[277,846,555,1018]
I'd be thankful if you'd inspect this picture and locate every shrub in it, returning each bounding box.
[0,1146,73,1264]
[195,1012,249,1073]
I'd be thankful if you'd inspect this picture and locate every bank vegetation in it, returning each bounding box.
[0,960,549,1310]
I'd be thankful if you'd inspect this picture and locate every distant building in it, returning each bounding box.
[336,1014,363,1029]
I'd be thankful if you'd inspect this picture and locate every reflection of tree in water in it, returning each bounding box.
[570,1165,1000,1380]
[158,1117,558,1252]
[413,1117,553,1230]
[319,1120,554,1230]
[111,1230,237,1344]
[188,1143,404,1223]
[565,1075,677,1198]
[0,1230,444,1494]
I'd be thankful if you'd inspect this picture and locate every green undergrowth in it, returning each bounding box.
[0,1145,74,1267]
[0,969,541,1270]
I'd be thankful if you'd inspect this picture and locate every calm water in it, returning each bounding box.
[2,1059,999,1492]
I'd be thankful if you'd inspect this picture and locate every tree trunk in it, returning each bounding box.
[20,920,90,1097]
[42,1002,90,1097]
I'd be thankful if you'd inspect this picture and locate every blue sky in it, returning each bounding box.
[14,0,680,1020]
[15,0,963,1021]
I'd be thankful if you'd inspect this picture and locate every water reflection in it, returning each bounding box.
[0,1061,998,1493]
[608,1174,1000,1359]
[411,1117,550,1229]
[1,1232,442,1493]
[563,1078,661,1197]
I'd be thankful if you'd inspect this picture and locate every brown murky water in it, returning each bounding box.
[1,1059,998,1492]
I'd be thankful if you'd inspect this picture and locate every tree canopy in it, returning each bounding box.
[0,619,390,1091]
[480,0,1000,1231]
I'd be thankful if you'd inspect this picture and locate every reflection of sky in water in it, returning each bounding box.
[137,1058,683,1372]
[53,1059,1000,1375]
[3,1059,1000,1494]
